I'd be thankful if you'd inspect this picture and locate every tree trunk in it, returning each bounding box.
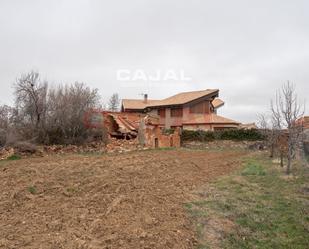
[270,143,274,158]
[286,146,292,175]
[286,157,291,174]
[280,151,284,167]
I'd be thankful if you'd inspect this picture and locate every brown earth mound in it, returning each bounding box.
[0,149,246,249]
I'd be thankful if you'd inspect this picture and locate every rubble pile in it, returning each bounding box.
[103,112,143,139]
[0,147,14,160]
[0,111,181,160]
[42,141,107,155]
[106,138,147,153]
[0,138,147,160]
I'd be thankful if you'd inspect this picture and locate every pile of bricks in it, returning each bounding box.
[106,138,146,153]
[0,147,14,160]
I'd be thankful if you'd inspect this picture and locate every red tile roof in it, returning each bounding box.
[147,89,219,107]
[122,89,219,110]
[121,99,161,110]
[183,113,240,125]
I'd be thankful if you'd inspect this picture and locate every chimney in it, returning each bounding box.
[143,93,148,103]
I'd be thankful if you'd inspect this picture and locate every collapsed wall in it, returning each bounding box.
[102,112,181,148]
[138,116,180,148]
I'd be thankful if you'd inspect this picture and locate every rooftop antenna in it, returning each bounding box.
[139,93,148,103]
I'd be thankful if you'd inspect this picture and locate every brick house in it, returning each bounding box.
[121,89,240,131]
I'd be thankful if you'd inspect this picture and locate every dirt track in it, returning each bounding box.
[0,149,246,249]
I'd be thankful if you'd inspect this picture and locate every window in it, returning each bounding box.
[171,107,183,117]
[158,109,165,118]
[189,101,210,114]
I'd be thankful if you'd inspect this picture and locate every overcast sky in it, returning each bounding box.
[0,0,308,123]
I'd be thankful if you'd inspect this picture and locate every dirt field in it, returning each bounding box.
[0,149,247,249]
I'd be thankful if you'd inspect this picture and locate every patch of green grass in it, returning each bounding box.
[27,186,37,194]
[66,187,78,193]
[185,154,309,249]
[241,162,266,176]
[7,154,21,160]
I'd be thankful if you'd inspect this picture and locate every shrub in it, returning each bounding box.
[28,186,37,194]
[12,141,37,155]
[218,129,265,141]
[0,128,6,147]
[87,127,109,143]
[181,129,215,142]
[45,128,65,144]
[7,154,21,160]
[181,129,265,142]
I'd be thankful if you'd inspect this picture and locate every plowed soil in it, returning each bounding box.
[0,149,247,249]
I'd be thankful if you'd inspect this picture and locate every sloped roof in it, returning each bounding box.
[121,99,161,110]
[122,89,219,110]
[183,113,240,125]
[147,89,218,107]
[212,98,224,109]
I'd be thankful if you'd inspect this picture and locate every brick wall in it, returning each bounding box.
[140,124,181,148]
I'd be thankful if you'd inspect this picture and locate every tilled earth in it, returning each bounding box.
[0,149,247,249]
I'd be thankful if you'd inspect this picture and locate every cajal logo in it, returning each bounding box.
[116,69,192,82]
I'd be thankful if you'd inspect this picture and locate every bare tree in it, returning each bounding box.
[8,71,105,145]
[258,113,281,159]
[0,105,13,130]
[271,82,305,174]
[0,105,14,146]
[14,71,48,138]
[258,114,273,156]
[108,93,120,112]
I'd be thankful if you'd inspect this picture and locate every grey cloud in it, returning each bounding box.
[0,0,308,123]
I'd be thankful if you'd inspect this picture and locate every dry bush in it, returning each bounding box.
[4,130,21,147]
[45,82,100,144]
[12,141,37,155]
[86,127,109,144]
[0,128,6,147]
[0,105,14,146]
[3,71,106,147]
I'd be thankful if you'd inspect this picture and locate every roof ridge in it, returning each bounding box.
[162,89,218,99]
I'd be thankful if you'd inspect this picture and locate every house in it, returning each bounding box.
[121,89,240,131]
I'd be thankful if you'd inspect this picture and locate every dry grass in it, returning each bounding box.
[185,153,309,249]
